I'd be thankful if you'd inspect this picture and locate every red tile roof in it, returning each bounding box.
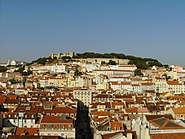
[7,94,17,99]
[172,106,185,114]
[112,102,125,108]
[167,80,180,85]
[150,133,185,139]
[141,83,153,86]
[44,106,76,114]
[91,111,112,117]
[15,127,39,135]
[145,115,173,121]
[110,122,123,130]
[92,117,107,123]
[41,116,73,124]
[149,117,185,130]
[0,96,6,103]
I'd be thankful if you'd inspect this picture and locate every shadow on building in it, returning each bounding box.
[75,100,93,139]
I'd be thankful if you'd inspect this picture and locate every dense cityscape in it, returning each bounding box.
[0,52,185,139]
[1,1,185,139]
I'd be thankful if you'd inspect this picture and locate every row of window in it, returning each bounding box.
[176,114,184,118]
[75,92,91,95]
[13,119,35,123]
[41,124,72,130]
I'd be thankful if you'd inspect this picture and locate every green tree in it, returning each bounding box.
[0,66,7,72]
[22,77,27,87]
[9,79,19,84]
[134,69,143,76]
[15,66,25,73]
[108,60,116,65]
[74,69,83,76]
[162,73,171,80]
[15,66,32,76]
[22,71,32,76]
[62,56,72,62]
[101,61,106,65]
[31,57,47,65]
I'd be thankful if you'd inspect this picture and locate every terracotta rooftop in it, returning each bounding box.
[150,133,185,139]
[141,83,153,86]
[92,117,108,123]
[102,131,137,139]
[90,102,111,108]
[125,107,149,113]
[41,116,73,124]
[167,80,181,85]
[145,115,173,121]
[0,96,6,103]
[5,98,19,104]
[7,135,64,139]
[91,111,112,117]
[94,94,113,98]
[43,106,76,114]
[112,102,125,108]
[149,117,185,130]
[15,127,39,135]
[110,122,123,130]
[7,94,17,99]
[172,106,185,114]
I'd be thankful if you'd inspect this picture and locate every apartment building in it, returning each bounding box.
[73,89,92,107]
[40,115,75,138]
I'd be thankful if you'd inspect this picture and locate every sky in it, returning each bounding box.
[0,0,185,65]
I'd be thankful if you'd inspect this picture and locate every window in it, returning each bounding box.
[68,124,71,130]
[62,125,65,130]
[54,125,59,130]
[47,124,52,129]
[41,124,45,129]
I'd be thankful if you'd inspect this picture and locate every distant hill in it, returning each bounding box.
[31,52,166,69]
[73,52,164,69]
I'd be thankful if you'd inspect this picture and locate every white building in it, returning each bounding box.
[167,80,185,94]
[46,64,66,73]
[154,77,168,93]
[73,89,92,107]
[7,60,27,66]
[82,63,100,72]
[109,64,137,71]
[39,78,50,88]
[40,115,75,138]
[110,81,132,92]
[31,64,66,73]
[75,76,92,88]
[8,111,38,128]
[93,70,134,77]
[132,84,141,93]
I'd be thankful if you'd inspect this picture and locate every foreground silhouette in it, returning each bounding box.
[75,100,93,139]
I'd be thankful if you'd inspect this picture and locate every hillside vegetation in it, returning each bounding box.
[73,52,163,69]
[31,52,165,69]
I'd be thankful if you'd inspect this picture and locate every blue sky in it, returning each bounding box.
[0,0,185,65]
